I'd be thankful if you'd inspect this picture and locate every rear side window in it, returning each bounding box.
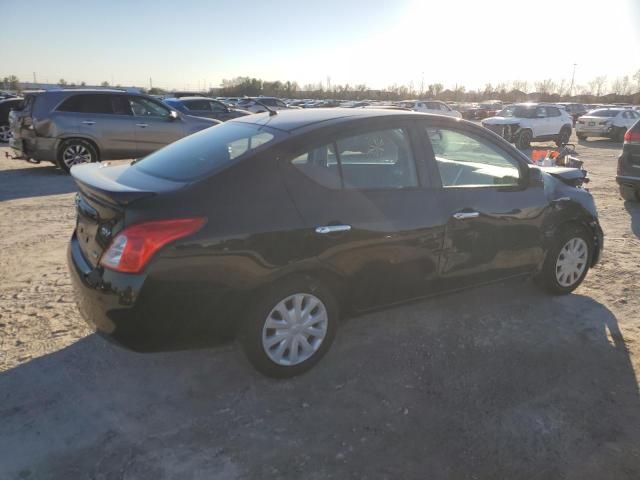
[183,99,211,111]
[57,94,113,114]
[547,107,561,117]
[133,122,277,181]
[291,128,418,190]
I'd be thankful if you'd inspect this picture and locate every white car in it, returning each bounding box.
[235,97,300,113]
[396,100,462,118]
[576,108,640,142]
[482,103,573,149]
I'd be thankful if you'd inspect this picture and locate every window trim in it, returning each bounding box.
[283,120,428,192]
[418,119,530,191]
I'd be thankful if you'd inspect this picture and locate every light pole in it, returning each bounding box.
[569,63,577,97]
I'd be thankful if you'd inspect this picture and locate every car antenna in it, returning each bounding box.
[255,100,278,116]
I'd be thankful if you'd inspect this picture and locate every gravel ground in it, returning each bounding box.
[0,135,639,479]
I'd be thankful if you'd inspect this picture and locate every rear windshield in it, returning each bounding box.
[133,122,278,182]
[588,109,620,117]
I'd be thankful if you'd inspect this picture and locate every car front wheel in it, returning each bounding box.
[620,185,638,202]
[555,126,571,146]
[536,226,592,294]
[0,124,11,143]
[240,277,338,378]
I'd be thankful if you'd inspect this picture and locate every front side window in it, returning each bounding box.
[439,103,450,111]
[535,107,548,118]
[129,96,171,117]
[210,101,227,112]
[426,127,521,187]
[290,128,418,190]
[547,107,561,117]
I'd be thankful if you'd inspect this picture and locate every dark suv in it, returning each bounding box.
[617,118,640,201]
[68,109,603,378]
[8,89,219,172]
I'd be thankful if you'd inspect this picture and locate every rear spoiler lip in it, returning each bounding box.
[70,162,184,206]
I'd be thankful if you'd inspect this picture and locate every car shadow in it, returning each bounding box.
[1,281,639,479]
[624,200,640,239]
[0,164,76,201]
[576,138,623,150]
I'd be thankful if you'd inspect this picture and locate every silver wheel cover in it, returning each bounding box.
[555,237,588,287]
[62,144,92,167]
[262,293,328,366]
[0,125,11,142]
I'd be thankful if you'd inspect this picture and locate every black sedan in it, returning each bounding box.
[68,109,603,377]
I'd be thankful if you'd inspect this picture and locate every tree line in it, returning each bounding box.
[3,71,640,104]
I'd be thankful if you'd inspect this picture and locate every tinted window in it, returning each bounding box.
[547,107,561,117]
[535,107,547,118]
[58,94,112,114]
[426,102,440,109]
[336,129,417,189]
[210,101,227,112]
[111,95,132,115]
[129,96,171,117]
[258,98,277,106]
[133,123,276,181]
[500,106,536,118]
[291,144,341,189]
[183,99,211,111]
[426,127,520,187]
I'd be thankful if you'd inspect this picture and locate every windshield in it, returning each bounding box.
[498,105,536,118]
[133,122,277,181]
[588,109,620,117]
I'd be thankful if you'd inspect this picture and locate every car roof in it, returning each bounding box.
[169,96,217,102]
[230,107,442,133]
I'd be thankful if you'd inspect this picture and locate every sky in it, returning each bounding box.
[2,0,639,91]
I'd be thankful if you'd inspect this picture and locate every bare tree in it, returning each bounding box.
[512,80,528,93]
[611,77,623,95]
[592,76,607,96]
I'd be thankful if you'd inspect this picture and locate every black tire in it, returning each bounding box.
[535,225,592,295]
[576,133,588,141]
[616,127,627,143]
[620,185,638,202]
[555,126,572,147]
[56,138,98,173]
[240,276,339,378]
[516,129,533,149]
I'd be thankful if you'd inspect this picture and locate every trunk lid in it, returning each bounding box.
[71,162,187,267]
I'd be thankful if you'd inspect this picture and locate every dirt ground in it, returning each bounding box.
[1,134,639,479]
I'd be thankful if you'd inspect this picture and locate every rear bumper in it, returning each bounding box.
[575,125,613,137]
[67,233,237,351]
[9,136,57,161]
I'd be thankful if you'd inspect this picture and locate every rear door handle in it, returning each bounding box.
[452,211,479,220]
[82,121,95,125]
[315,225,351,234]
[136,123,148,128]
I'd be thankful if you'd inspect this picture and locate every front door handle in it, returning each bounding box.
[82,121,95,125]
[315,225,351,234]
[452,211,479,220]
[136,123,149,128]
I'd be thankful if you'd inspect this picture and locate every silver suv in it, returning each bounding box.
[8,89,220,172]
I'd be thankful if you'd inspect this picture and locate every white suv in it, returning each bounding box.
[396,100,462,118]
[482,103,573,149]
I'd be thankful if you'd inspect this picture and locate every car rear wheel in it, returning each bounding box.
[57,139,98,173]
[616,127,627,143]
[620,185,639,202]
[555,126,571,146]
[535,225,592,295]
[0,124,11,143]
[576,133,588,141]
[516,129,533,149]
[240,276,338,378]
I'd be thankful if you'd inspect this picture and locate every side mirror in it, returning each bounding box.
[169,110,179,120]
[527,166,543,187]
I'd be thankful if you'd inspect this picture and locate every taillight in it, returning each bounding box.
[100,218,206,273]
[624,130,640,144]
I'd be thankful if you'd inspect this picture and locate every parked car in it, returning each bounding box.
[616,118,640,201]
[163,96,251,122]
[576,108,640,142]
[482,103,573,149]
[68,108,602,378]
[236,97,298,113]
[557,103,588,125]
[0,97,23,143]
[8,89,219,172]
[396,100,462,118]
